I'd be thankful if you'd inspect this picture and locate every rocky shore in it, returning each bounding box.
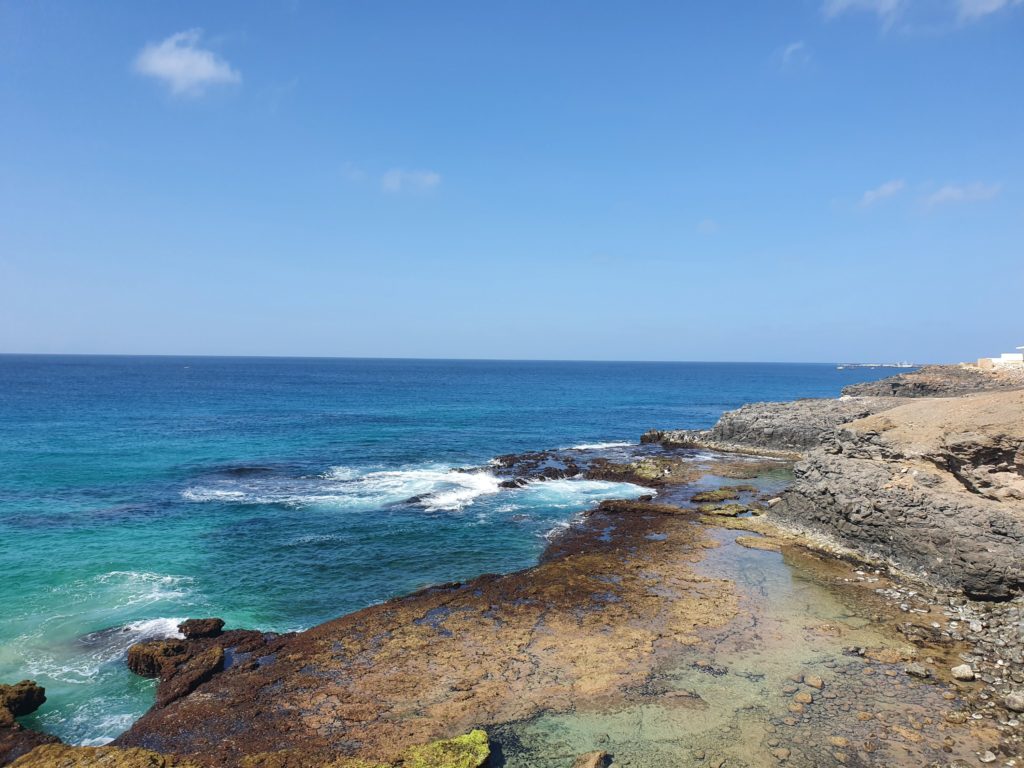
[5,363,1024,766]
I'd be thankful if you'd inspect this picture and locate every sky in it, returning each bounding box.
[1,0,1022,363]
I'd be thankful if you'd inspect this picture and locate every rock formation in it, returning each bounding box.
[841,363,1024,398]
[773,389,1024,599]
[0,682,59,766]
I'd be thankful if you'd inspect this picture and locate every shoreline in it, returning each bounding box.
[4,363,1023,766]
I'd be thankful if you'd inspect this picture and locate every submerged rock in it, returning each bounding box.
[950,664,975,681]
[904,662,931,679]
[572,751,612,768]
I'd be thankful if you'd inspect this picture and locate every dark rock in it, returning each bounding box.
[177,618,225,639]
[643,397,900,456]
[0,681,60,766]
[841,364,1021,399]
[0,724,61,766]
[156,646,224,708]
[0,681,45,720]
[127,640,187,678]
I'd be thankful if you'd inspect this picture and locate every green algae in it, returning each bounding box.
[402,730,490,768]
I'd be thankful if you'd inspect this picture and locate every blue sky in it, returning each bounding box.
[1,1,1021,362]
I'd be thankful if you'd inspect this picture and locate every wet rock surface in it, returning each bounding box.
[126,626,289,709]
[114,488,738,766]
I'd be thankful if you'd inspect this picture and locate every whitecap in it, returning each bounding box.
[181,465,502,512]
[566,441,634,451]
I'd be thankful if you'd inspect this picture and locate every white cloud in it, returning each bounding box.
[861,179,906,206]
[380,169,442,193]
[956,0,1023,19]
[823,0,1022,26]
[823,0,907,25]
[134,30,240,96]
[780,41,811,68]
[925,182,1001,207]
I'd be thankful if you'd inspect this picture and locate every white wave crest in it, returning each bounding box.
[182,465,502,512]
[91,572,193,608]
[567,441,634,451]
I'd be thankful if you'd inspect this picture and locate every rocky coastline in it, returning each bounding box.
[5,363,1024,767]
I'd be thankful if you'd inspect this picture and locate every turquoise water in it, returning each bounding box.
[0,356,898,744]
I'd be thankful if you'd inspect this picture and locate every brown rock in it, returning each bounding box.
[793,691,813,704]
[802,674,824,689]
[0,682,45,720]
[177,618,225,639]
[572,751,611,768]
[9,744,203,766]
[155,646,224,708]
[126,640,187,678]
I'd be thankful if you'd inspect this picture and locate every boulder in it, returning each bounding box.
[0,682,45,720]
[1005,690,1024,713]
[177,618,225,639]
[127,640,187,678]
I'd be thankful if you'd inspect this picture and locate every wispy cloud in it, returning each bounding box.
[823,0,1022,26]
[779,41,812,69]
[956,0,1023,20]
[134,30,240,96]
[861,179,906,206]
[925,181,1001,207]
[380,169,442,193]
[823,0,907,27]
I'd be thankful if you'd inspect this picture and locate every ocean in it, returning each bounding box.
[0,355,898,744]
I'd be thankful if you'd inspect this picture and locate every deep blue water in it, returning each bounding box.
[0,356,899,743]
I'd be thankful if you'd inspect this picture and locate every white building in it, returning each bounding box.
[978,346,1024,368]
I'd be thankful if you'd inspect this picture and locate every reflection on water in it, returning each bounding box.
[493,526,984,768]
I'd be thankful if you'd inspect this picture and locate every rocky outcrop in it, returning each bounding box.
[773,390,1024,599]
[0,684,44,725]
[642,397,899,456]
[0,682,60,767]
[177,619,224,639]
[113,492,738,766]
[841,364,1023,398]
[125,622,288,709]
[584,456,701,486]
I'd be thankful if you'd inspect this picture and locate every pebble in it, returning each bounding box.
[1005,690,1024,712]
[904,662,931,679]
[952,664,976,681]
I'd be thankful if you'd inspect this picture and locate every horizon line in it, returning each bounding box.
[0,352,937,366]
